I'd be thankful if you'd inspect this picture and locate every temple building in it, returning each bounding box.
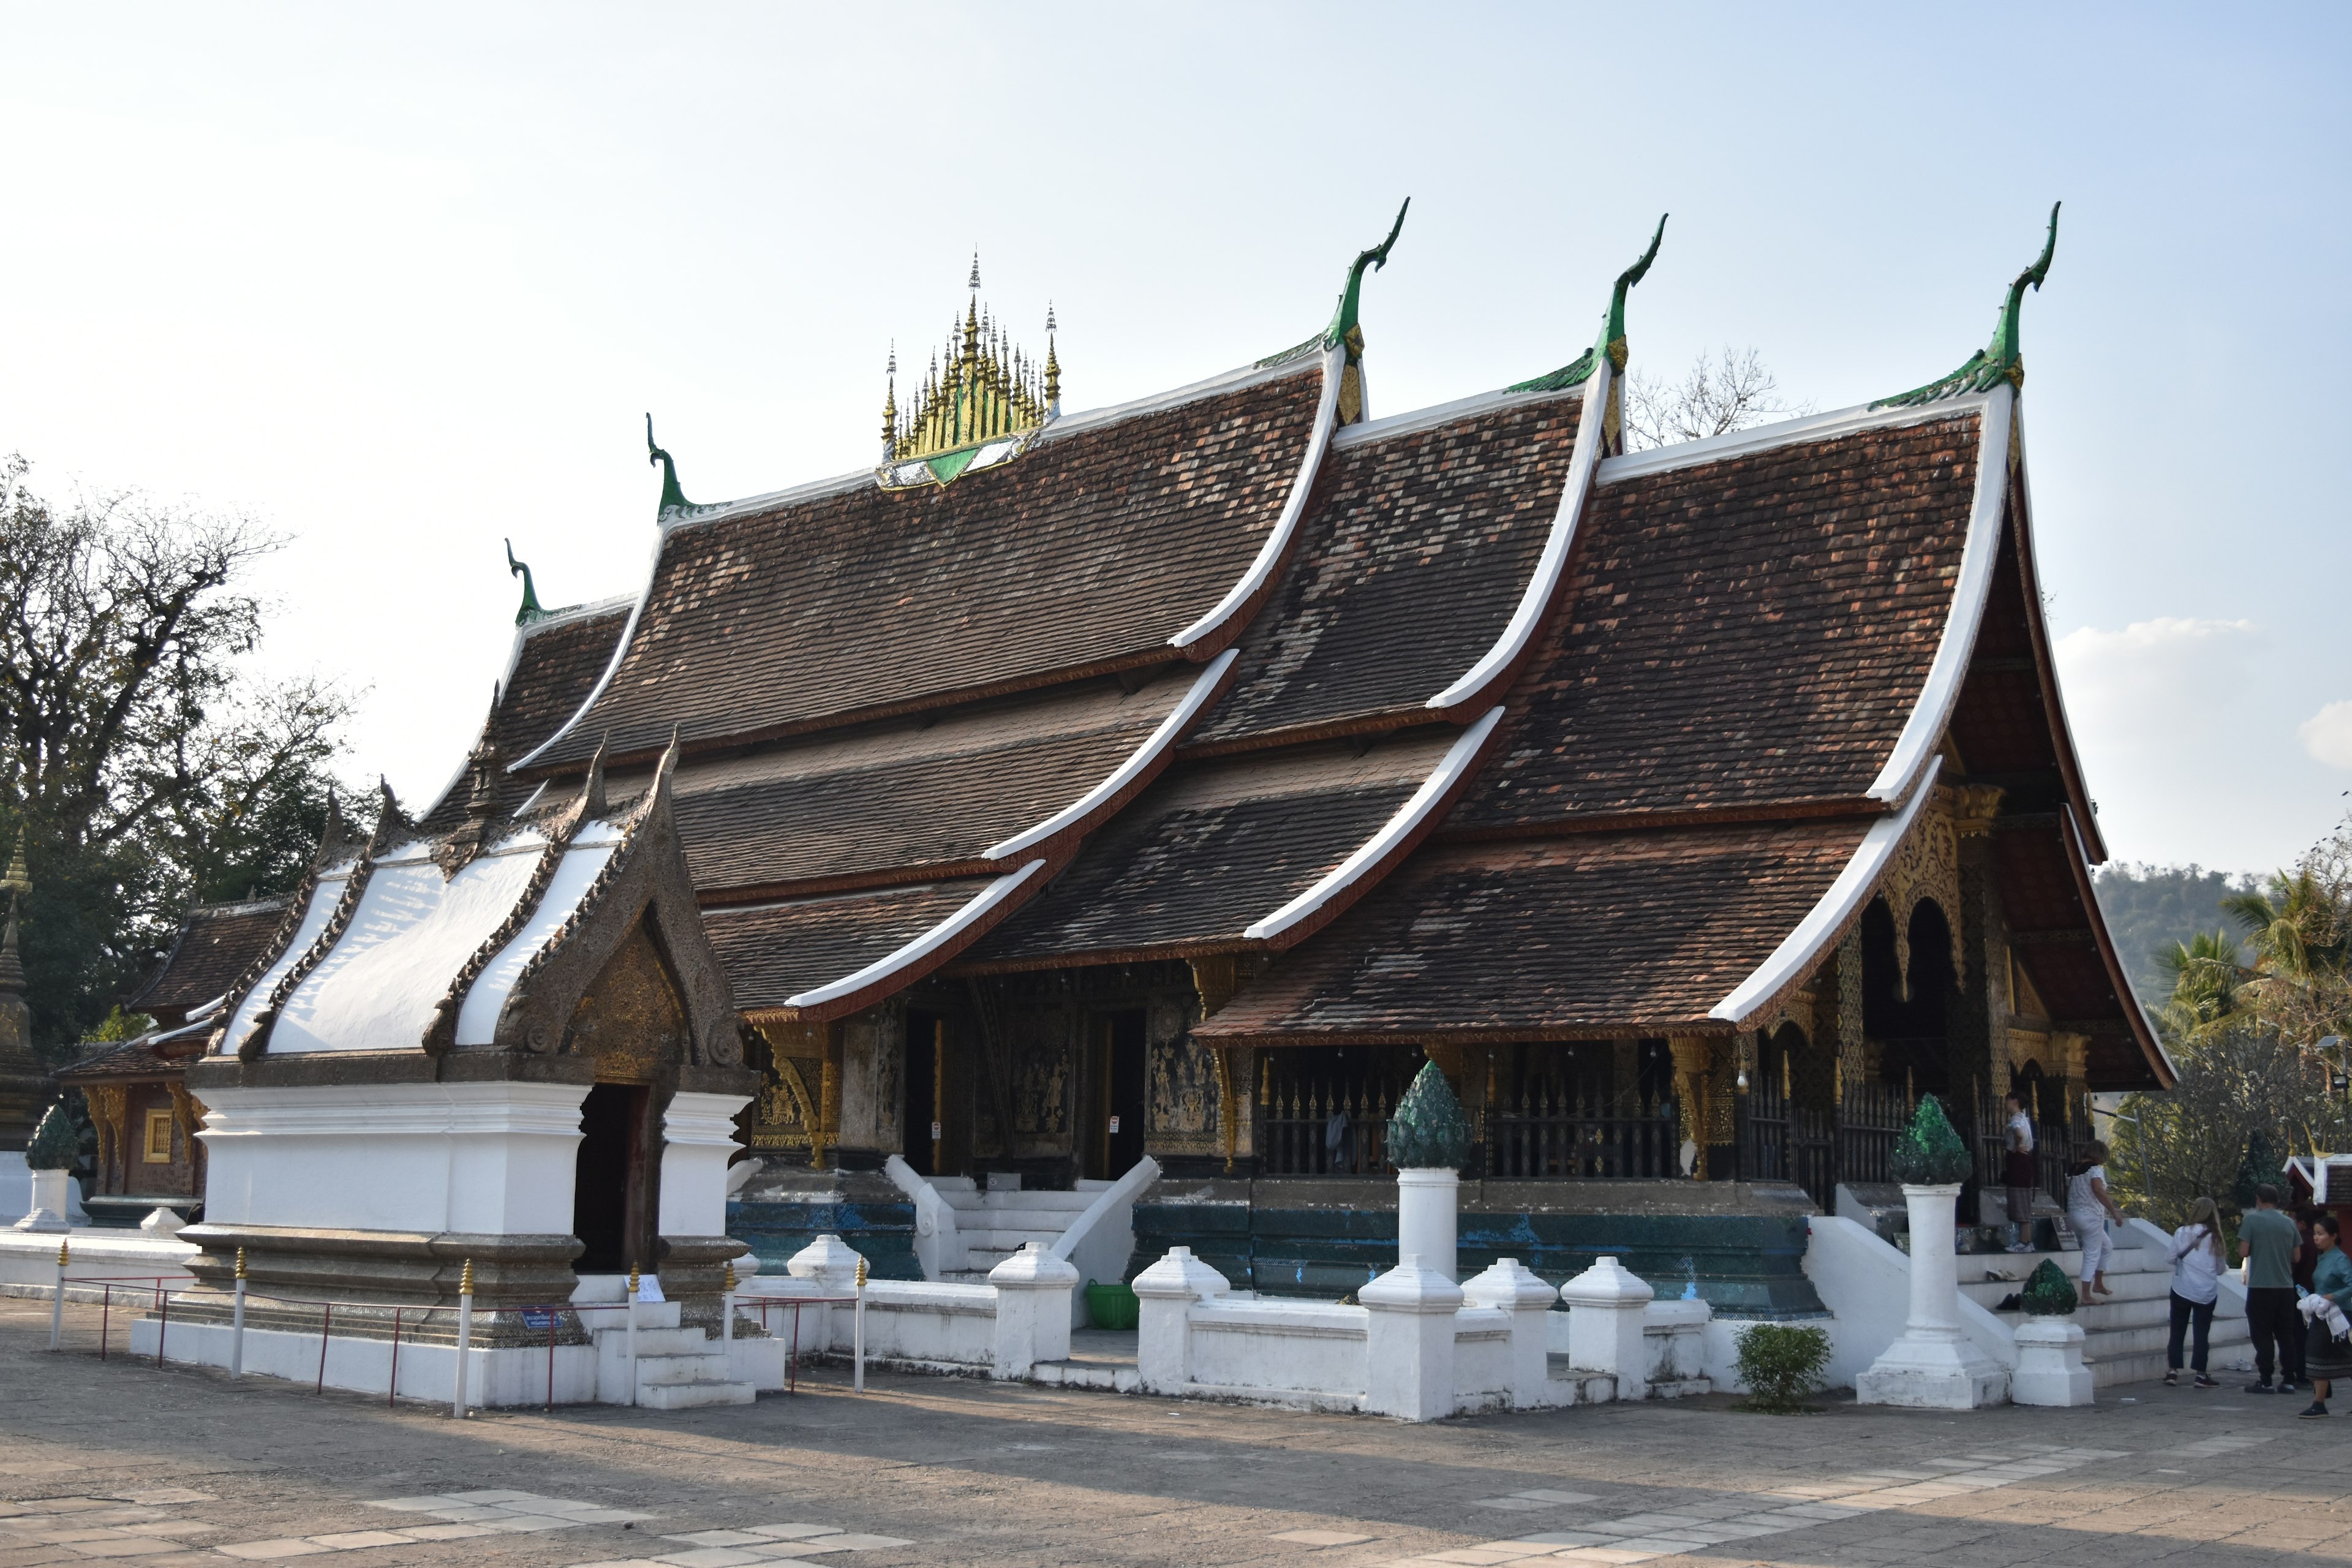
[169,203,2168,1321]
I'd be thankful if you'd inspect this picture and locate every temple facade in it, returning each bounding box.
[151,205,2167,1319]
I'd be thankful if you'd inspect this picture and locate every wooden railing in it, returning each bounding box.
[1485,1091,1682,1180]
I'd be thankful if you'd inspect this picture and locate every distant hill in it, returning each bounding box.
[2090,862,2258,1011]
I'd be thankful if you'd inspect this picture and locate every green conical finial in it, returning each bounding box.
[2021,1257,2078,1316]
[504,538,545,627]
[1878,202,2061,407]
[646,413,693,516]
[1510,214,1670,393]
[1386,1060,1471,1172]
[1325,198,1411,350]
[26,1103,77,1172]
[1887,1095,1973,1185]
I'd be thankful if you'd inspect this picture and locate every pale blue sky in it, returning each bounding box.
[2,4,2345,874]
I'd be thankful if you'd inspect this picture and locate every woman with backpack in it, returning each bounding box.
[2163,1195,2226,1387]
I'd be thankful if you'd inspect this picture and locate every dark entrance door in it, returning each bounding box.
[903,1010,941,1177]
[1088,1009,1147,1180]
[574,1083,655,1275]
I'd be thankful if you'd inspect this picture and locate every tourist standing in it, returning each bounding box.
[2002,1091,2037,1253]
[2241,1184,2304,1394]
[2067,1142,2124,1298]
[2298,1214,2352,1419]
[2163,1196,2225,1387]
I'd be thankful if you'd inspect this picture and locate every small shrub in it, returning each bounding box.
[1733,1322,1831,1413]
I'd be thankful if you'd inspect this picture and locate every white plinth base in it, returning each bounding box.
[12,1170,73,1234]
[0,1153,30,1223]
[128,1316,790,1408]
[1856,1331,2008,1409]
[2010,1318,2094,1406]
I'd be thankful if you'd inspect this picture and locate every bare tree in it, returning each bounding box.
[0,454,354,1046]
[1622,347,1812,451]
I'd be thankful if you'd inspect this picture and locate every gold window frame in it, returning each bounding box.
[142,1107,173,1164]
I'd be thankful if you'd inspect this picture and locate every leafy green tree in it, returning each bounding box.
[0,454,352,1057]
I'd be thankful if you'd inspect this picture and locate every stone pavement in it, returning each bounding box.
[1,1295,2346,1567]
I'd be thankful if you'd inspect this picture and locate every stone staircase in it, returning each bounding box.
[935,1177,1115,1283]
[1958,1238,2250,1388]
[576,1280,754,1409]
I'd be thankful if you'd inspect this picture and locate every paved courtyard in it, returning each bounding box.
[1,1295,2345,1568]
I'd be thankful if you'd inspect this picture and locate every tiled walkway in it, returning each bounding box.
[2,1294,2346,1567]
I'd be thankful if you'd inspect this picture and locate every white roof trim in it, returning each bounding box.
[1244,706,1504,943]
[1036,352,1325,445]
[655,467,873,537]
[782,860,1047,1010]
[983,650,1236,860]
[1425,357,1615,711]
[510,519,672,772]
[1329,382,1581,452]
[1708,760,1940,1025]
[1596,391,1994,484]
[1864,383,2012,803]
[1169,342,1344,650]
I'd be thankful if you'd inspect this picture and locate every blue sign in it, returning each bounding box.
[519,1308,558,1332]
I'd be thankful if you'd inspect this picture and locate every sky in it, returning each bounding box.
[2,4,2346,877]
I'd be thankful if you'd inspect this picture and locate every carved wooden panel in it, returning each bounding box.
[564,921,687,1083]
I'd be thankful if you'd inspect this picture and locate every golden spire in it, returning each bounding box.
[880,344,898,458]
[883,255,1055,470]
[1044,303,1061,415]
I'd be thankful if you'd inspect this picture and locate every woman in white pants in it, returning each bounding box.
[2067,1140,2124,1298]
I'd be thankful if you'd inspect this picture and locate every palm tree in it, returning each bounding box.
[2225,866,2352,1055]
[2157,928,2250,1046]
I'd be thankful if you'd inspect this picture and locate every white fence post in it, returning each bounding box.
[1559,1255,1654,1402]
[854,1256,868,1393]
[625,1265,641,1407]
[1461,1257,1557,1406]
[1132,1246,1228,1393]
[48,1238,67,1351]
[230,1247,247,1378]
[1362,1255,1463,1420]
[451,1257,473,1418]
[989,1242,1079,1380]
[722,1261,736,1349]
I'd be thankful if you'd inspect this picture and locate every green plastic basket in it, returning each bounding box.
[1084,1280,1140,1330]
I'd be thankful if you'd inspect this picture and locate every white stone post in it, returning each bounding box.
[989,1242,1080,1380]
[451,1257,473,1418]
[1460,1257,1558,1408]
[230,1248,247,1379]
[625,1265,641,1408]
[48,1238,67,1350]
[1131,1246,1227,1393]
[1395,1168,1460,1282]
[1856,1183,2007,1409]
[14,1168,71,1233]
[1362,1254,1464,1421]
[853,1256,867,1393]
[2010,1317,2093,1406]
[1558,1255,1654,1402]
[721,1261,736,1348]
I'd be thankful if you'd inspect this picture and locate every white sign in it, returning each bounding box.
[1108,1116,1121,1134]
[930,1121,942,1141]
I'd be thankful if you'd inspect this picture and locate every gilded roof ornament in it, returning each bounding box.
[1257,200,1411,395]
[505,538,546,627]
[1877,202,2060,408]
[1510,213,1668,393]
[876,253,1056,490]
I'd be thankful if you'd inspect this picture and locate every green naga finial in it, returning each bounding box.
[504,538,545,627]
[1510,213,1669,393]
[2021,1257,2078,1316]
[1386,1060,1472,1172]
[1879,202,2061,407]
[645,413,693,516]
[1326,198,1411,350]
[1887,1095,1973,1185]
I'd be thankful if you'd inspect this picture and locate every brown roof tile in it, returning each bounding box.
[671,670,1200,897]
[1192,821,1871,1042]
[529,364,1327,769]
[421,601,630,831]
[1191,391,1581,748]
[1452,410,1983,828]
[124,899,292,1016]
[703,878,1004,1013]
[966,731,1457,967]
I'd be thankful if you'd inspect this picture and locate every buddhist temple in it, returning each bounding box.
[164,203,2169,1327]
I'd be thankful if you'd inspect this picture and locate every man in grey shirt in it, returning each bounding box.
[2241,1184,2304,1393]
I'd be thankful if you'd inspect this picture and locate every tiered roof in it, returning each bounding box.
[386,206,2165,1088]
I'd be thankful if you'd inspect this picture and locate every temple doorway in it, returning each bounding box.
[902,1010,943,1176]
[1086,1009,1147,1180]
[573,1083,656,1275]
